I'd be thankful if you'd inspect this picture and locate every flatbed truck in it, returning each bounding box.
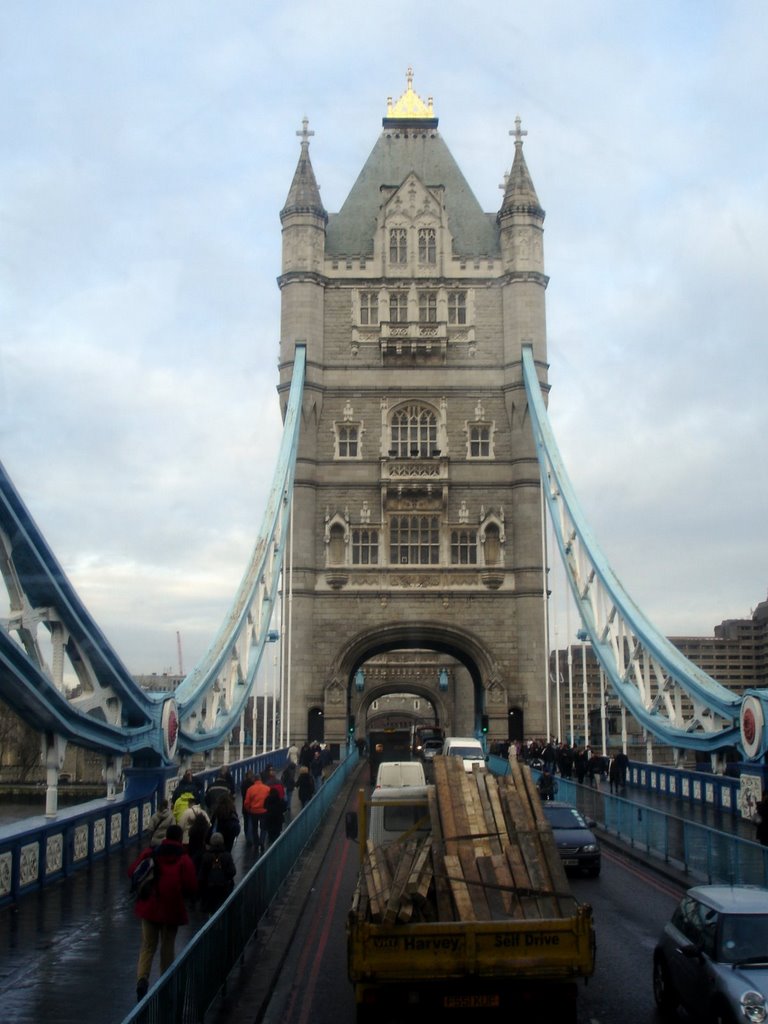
[346,755,595,1022]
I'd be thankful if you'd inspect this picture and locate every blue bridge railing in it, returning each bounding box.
[119,748,360,1024]
[0,750,286,908]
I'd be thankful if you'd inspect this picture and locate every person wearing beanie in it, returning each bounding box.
[198,831,236,915]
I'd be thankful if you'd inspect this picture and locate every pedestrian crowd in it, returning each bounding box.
[128,740,334,1002]
[507,738,630,795]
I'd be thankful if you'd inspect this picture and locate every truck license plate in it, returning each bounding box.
[443,994,500,1009]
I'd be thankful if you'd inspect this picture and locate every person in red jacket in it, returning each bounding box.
[243,773,270,853]
[128,823,197,1002]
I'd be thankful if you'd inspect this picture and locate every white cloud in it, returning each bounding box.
[1,0,766,677]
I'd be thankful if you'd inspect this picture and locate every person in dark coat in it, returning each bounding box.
[310,750,324,788]
[281,762,297,819]
[264,783,287,847]
[297,765,315,808]
[171,768,202,806]
[129,824,197,1002]
[205,773,231,817]
[209,791,241,852]
[537,769,557,801]
[198,832,236,915]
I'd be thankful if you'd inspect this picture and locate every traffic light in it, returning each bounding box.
[481,714,489,734]
[348,715,355,734]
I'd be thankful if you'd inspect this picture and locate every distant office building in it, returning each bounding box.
[134,672,184,694]
[549,595,768,759]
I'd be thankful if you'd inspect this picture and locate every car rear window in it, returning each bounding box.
[544,807,587,829]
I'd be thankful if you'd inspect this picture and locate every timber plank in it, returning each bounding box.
[427,783,455,921]
[443,853,476,921]
[385,839,417,925]
[474,769,502,855]
[476,855,508,920]
[458,845,491,920]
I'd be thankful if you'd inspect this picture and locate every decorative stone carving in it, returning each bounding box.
[486,679,506,705]
[326,678,345,706]
[46,833,63,874]
[19,842,39,886]
[0,852,11,897]
[73,824,89,862]
[93,818,106,853]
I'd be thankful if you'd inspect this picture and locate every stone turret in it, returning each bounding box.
[497,116,548,367]
[279,117,327,370]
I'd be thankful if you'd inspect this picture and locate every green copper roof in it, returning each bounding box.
[326,130,500,259]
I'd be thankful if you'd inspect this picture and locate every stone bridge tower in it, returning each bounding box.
[277,71,549,749]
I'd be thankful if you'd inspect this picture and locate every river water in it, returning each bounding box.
[0,795,103,827]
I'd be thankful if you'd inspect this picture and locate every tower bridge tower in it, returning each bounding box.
[277,71,550,747]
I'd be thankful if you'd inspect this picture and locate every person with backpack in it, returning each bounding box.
[208,791,241,852]
[198,832,236,915]
[281,762,297,820]
[177,797,210,871]
[264,781,287,847]
[145,798,174,848]
[297,765,315,809]
[128,824,197,1002]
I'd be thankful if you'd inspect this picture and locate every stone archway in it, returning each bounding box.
[324,621,508,745]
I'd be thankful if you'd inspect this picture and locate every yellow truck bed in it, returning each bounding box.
[347,755,596,1020]
[348,907,595,981]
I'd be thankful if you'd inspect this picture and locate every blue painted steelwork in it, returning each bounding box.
[521,345,766,759]
[0,345,306,765]
[0,748,289,907]
[0,459,162,756]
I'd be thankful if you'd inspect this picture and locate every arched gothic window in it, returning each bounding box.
[390,404,438,458]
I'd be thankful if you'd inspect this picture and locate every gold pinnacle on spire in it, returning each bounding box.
[296,116,314,146]
[386,67,435,119]
[510,114,528,145]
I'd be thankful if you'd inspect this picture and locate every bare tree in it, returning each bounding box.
[0,698,41,781]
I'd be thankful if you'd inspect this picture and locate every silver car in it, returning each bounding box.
[653,885,768,1023]
[420,739,443,761]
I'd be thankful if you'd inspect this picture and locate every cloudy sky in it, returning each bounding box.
[2,1,766,677]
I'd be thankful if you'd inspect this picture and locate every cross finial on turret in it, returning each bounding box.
[296,116,314,146]
[510,114,528,145]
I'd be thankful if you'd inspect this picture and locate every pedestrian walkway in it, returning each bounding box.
[0,787,303,1024]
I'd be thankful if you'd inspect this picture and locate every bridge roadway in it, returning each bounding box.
[0,767,758,1024]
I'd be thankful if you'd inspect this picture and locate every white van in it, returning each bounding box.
[375,761,426,789]
[367,785,431,847]
[442,736,487,773]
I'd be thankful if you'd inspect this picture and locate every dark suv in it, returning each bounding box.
[653,885,768,1024]
[541,801,600,877]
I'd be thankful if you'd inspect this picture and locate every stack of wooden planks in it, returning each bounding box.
[358,754,575,924]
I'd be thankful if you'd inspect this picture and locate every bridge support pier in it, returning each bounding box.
[123,764,179,803]
[42,732,68,818]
